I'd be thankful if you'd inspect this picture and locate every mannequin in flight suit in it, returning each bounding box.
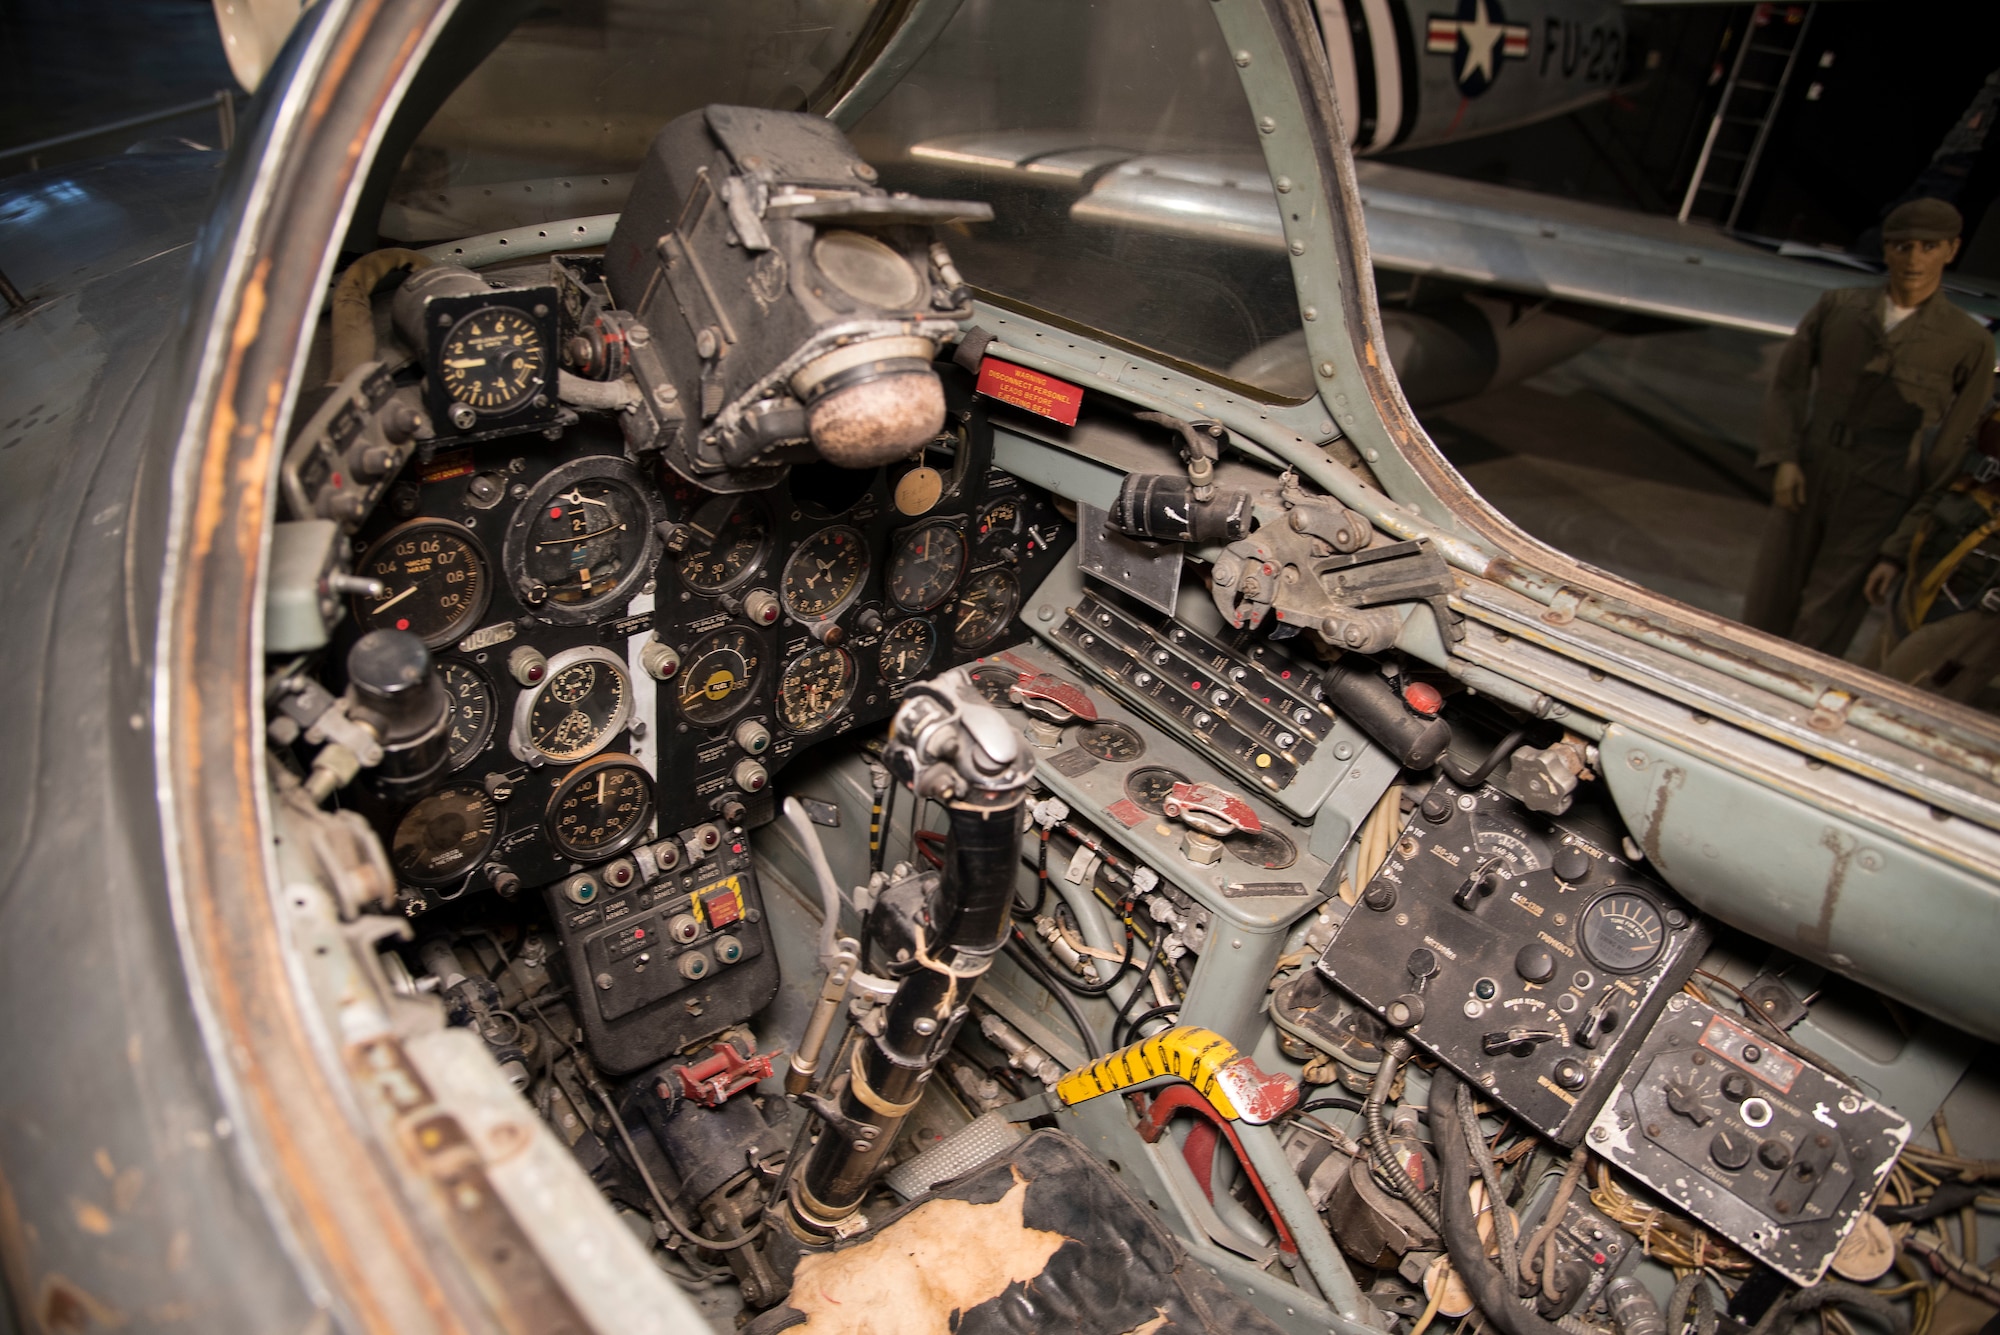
[1741,198,1995,655]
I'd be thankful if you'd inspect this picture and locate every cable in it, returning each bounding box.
[1743,1283,1909,1335]
[1005,931,1104,1061]
[1521,1149,1588,1296]
[1362,1037,1442,1233]
[1442,723,1534,789]
[1665,1273,1718,1335]
[1115,1004,1183,1047]
[1299,1096,1366,1116]
[1027,892,1137,998]
[1459,1084,1521,1301]
[1109,929,1170,1047]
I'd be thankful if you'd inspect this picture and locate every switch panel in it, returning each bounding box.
[1585,995,1911,1285]
[1317,778,1709,1145]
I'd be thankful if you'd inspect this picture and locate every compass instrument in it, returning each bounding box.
[392,783,499,886]
[951,570,1018,648]
[676,497,769,593]
[777,647,856,733]
[677,628,764,725]
[879,619,936,684]
[887,522,966,611]
[781,526,868,620]
[439,662,495,768]
[512,645,632,764]
[353,520,491,648]
[1124,766,1189,815]
[1075,721,1146,762]
[546,755,653,861]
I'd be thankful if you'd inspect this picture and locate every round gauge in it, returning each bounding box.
[966,664,1020,704]
[975,498,1021,542]
[514,647,631,764]
[676,497,769,593]
[1076,721,1146,762]
[951,570,1019,649]
[677,627,764,725]
[880,618,936,684]
[1125,766,1189,815]
[1578,889,1668,974]
[1227,829,1299,870]
[353,520,491,648]
[887,523,967,612]
[781,526,869,620]
[546,755,654,862]
[439,307,545,414]
[439,662,495,768]
[777,647,857,733]
[392,783,499,886]
[515,475,650,611]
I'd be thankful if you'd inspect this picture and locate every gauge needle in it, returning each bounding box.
[442,357,487,369]
[558,488,608,511]
[595,772,606,804]
[534,525,619,549]
[372,585,417,613]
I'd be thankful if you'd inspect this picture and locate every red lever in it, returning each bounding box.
[667,1040,776,1109]
[1008,672,1098,723]
[1161,781,1262,834]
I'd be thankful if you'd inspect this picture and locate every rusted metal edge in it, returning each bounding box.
[150,0,586,1329]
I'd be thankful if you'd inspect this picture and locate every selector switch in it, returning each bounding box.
[1709,1128,1754,1171]
[1516,943,1558,984]
[1553,843,1591,883]
[1720,1072,1754,1103]
[1758,1139,1793,1171]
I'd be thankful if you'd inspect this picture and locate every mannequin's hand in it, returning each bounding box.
[1773,462,1807,512]
[1864,560,1900,607]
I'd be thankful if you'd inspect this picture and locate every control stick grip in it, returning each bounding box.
[1320,662,1451,769]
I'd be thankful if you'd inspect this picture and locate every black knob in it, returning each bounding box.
[1720,1072,1754,1102]
[1758,1139,1792,1171]
[1552,1058,1587,1090]
[1553,843,1591,882]
[1407,948,1439,983]
[856,608,884,633]
[1421,792,1453,823]
[1516,943,1557,984]
[345,629,450,795]
[347,628,432,706]
[485,865,521,898]
[1709,1129,1753,1171]
[1363,882,1398,912]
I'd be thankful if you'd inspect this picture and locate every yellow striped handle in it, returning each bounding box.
[1055,1025,1256,1119]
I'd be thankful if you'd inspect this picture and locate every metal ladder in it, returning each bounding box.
[1677,3,1816,228]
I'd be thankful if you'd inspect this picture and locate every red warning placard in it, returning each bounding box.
[976,358,1083,426]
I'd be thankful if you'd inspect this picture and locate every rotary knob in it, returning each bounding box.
[1516,943,1557,984]
[1709,1128,1753,1171]
[1553,842,1592,883]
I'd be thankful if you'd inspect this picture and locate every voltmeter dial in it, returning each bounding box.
[777,647,856,733]
[676,497,768,593]
[392,784,499,886]
[951,570,1018,648]
[1579,889,1668,974]
[887,523,966,611]
[439,662,495,768]
[880,619,936,684]
[781,526,868,620]
[1076,721,1146,762]
[439,307,545,413]
[677,628,763,725]
[546,755,653,861]
[513,646,631,763]
[353,520,491,648]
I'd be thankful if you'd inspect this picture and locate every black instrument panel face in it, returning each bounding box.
[336,423,663,913]
[650,433,1073,835]
[1318,778,1710,1146]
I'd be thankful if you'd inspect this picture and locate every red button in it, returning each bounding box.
[1403,682,1444,716]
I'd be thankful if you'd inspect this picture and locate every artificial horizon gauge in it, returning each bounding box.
[1076,721,1146,762]
[439,661,495,768]
[677,627,764,725]
[777,646,856,733]
[502,458,662,625]
[1124,766,1188,815]
[546,754,654,861]
[879,618,936,684]
[392,783,499,886]
[352,519,491,648]
[951,569,1018,648]
[781,526,868,620]
[511,645,633,764]
[676,496,769,593]
[887,522,966,611]
[438,307,546,413]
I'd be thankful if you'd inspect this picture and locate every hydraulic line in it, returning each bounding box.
[1363,1037,1442,1233]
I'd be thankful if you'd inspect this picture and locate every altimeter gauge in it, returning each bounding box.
[879,619,936,684]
